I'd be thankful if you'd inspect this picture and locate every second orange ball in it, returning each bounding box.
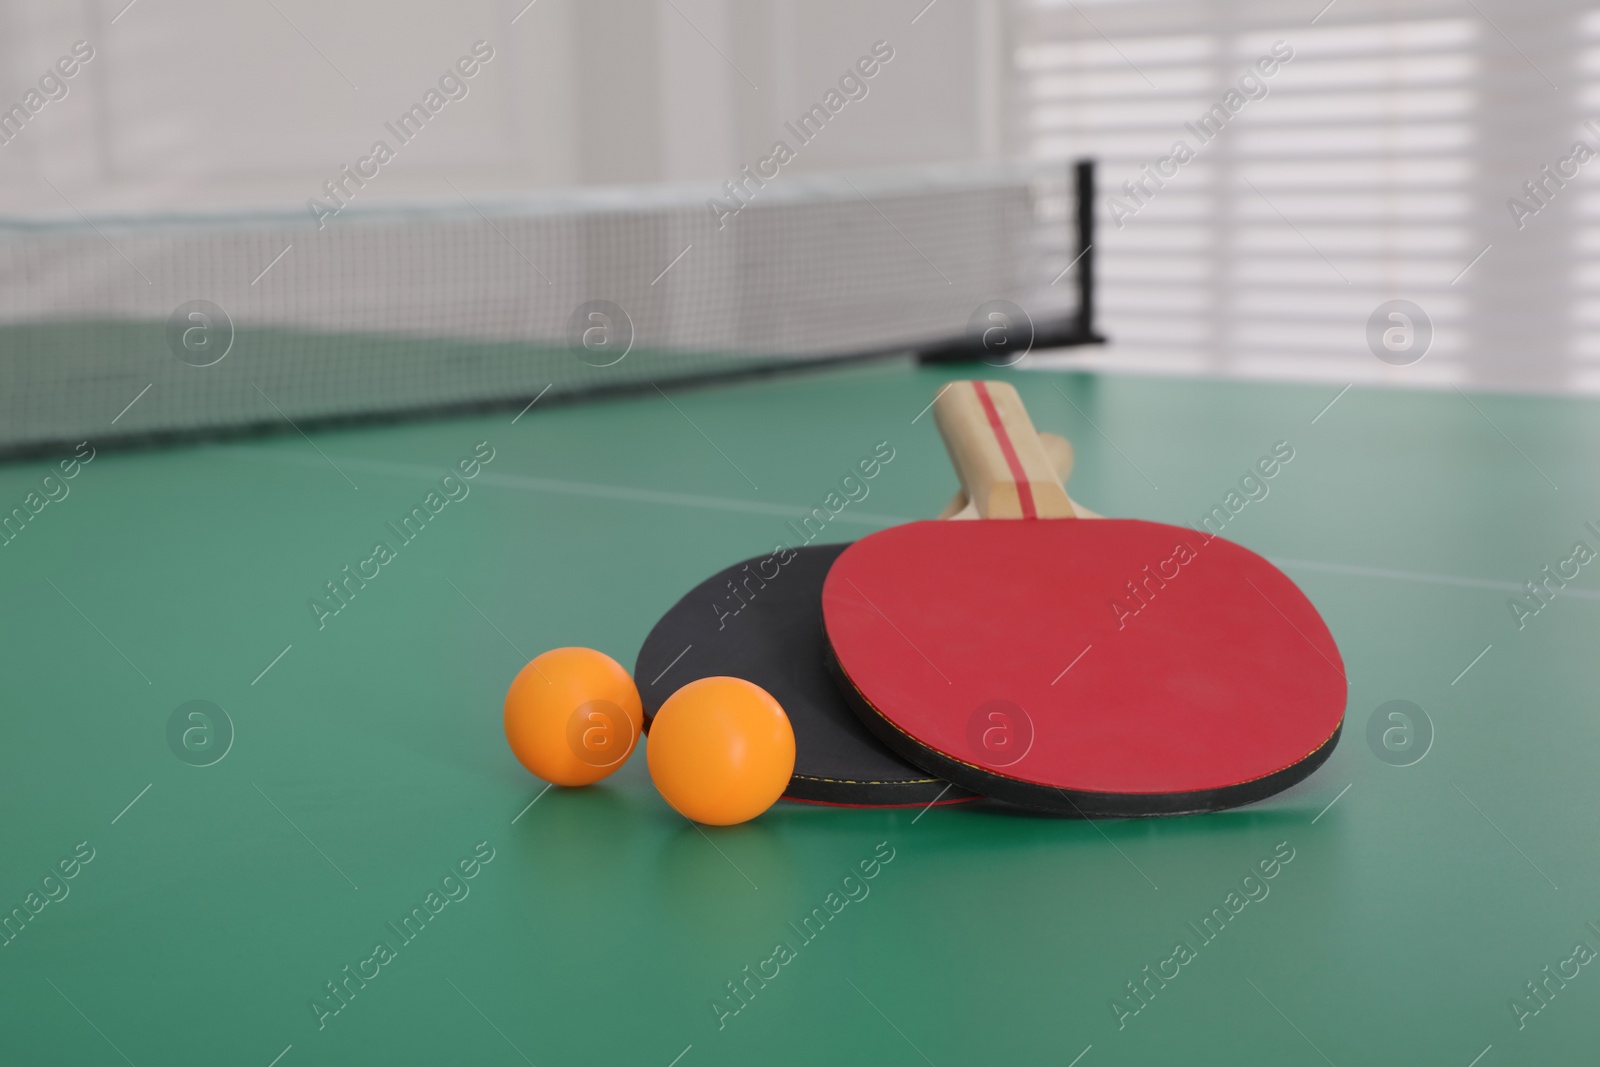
[647,676,795,825]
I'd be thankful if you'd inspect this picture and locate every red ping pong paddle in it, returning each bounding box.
[822,380,1345,817]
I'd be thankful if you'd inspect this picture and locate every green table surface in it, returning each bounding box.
[3,360,1598,1066]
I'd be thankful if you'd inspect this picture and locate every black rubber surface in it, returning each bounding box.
[636,544,974,807]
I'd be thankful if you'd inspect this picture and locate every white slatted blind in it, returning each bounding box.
[1572,9,1600,391]
[1014,0,1591,394]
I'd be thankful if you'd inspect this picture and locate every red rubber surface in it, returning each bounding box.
[822,518,1346,798]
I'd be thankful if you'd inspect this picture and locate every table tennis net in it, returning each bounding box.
[0,161,1098,457]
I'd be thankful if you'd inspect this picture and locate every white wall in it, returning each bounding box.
[0,0,1002,216]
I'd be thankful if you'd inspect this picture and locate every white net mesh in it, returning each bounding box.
[0,164,1086,454]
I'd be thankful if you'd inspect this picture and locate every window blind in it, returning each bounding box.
[1014,0,1587,394]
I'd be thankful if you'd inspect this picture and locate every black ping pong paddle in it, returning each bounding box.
[634,431,1084,807]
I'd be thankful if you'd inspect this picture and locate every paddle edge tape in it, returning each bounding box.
[785,788,977,809]
[785,767,979,807]
[826,646,1343,818]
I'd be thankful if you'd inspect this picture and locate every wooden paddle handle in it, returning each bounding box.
[1035,433,1103,518]
[933,381,1076,519]
[938,432,1095,519]
[1038,430,1075,485]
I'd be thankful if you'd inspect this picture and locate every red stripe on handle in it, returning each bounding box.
[971,382,1037,519]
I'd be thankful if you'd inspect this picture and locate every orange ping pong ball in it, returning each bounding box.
[503,647,643,786]
[647,676,795,825]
